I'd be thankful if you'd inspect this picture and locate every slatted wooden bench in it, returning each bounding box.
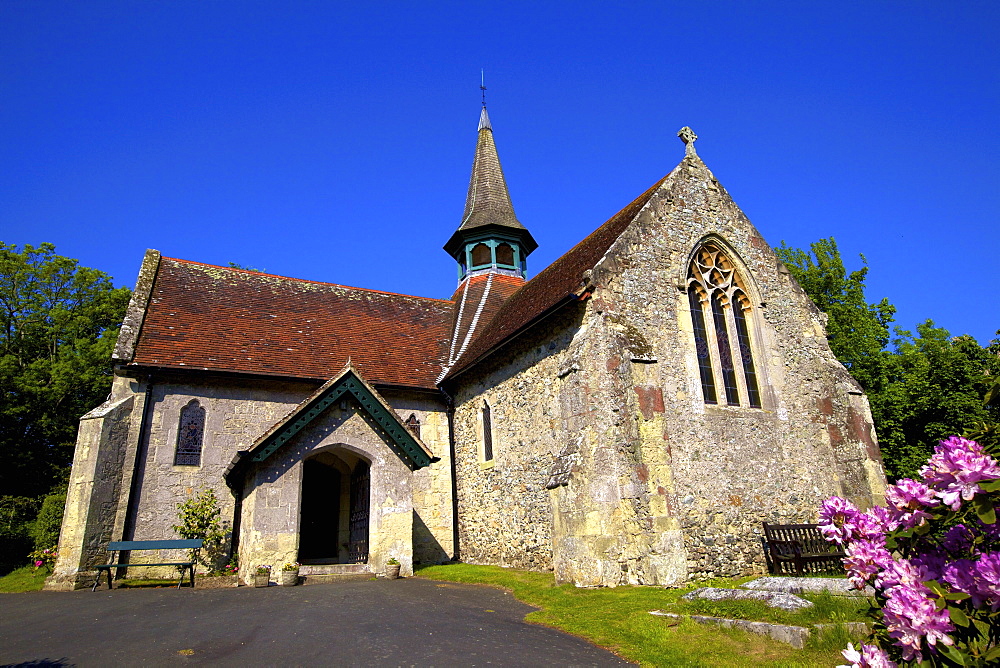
[93,539,204,591]
[762,522,845,576]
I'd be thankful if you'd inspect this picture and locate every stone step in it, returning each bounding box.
[298,563,371,576]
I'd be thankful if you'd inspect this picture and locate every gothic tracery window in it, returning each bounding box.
[687,242,762,408]
[174,400,206,466]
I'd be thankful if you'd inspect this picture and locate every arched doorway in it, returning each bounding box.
[299,450,370,564]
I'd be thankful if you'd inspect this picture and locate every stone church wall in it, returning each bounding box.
[382,390,455,565]
[449,152,886,587]
[449,305,589,573]
[124,377,311,577]
[581,152,886,580]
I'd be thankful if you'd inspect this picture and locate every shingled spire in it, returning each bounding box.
[444,106,537,284]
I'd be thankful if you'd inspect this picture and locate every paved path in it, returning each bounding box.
[0,578,631,667]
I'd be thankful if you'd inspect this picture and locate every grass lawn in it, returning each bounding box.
[0,566,50,593]
[416,563,869,667]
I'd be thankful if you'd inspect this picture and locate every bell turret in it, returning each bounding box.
[443,107,537,284]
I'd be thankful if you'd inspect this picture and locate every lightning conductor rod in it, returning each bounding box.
[480,69,487,107]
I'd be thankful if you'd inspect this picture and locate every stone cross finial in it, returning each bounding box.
[677,126,698,156]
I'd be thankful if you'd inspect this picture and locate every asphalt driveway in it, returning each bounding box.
[0,577,631,667]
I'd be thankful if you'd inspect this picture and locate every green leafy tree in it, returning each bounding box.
[778,238,1000,481]
[171,488,230,571]
[875,324,1000,479]
[775,237,896,392]
[0,242,131,498]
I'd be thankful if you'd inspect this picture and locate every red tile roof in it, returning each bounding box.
[130,259,453,389]
[446,173,670,378]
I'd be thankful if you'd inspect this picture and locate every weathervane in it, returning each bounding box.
[480,69,487,108]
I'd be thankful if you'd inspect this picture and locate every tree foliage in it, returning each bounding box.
[777,238,999,481]
[776,237,896,392]
[0,242,131,498]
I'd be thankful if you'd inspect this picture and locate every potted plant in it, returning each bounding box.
[254,565,271,588]
[384,557,401,580]
[280,562,299,586]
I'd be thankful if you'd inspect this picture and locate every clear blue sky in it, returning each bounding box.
[2,2,997,344]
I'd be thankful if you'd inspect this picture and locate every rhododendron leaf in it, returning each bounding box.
[944,591,971,601]
[971,618,990,637]
[983,645,1000,661]
[926,580,947,597]
[939,645,968,665]
[948,605,970,627]
[980,479,1000,492]
[973,496,996,524]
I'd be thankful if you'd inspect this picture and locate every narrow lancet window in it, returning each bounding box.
[688,287,718,404]
[711,293,740,406]
[733,301,762,408]
[174,400,205,466]
[482,401,494,462]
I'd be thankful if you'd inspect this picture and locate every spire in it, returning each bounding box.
[444,105,537,277]
[458,108,525,234]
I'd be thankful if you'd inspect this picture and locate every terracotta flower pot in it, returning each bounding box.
[385,563,401,580]
[280,570,299,586]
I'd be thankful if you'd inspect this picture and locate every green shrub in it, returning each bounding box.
[29,486,66,550]
[171,488,229,571]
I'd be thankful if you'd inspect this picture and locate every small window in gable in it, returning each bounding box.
[482,401,494,462]
[687,242,763,409]
[471,243,492,267]
[174,400,205,466]
[405,413,421,439]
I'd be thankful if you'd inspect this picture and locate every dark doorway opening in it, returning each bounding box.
[299,459,341,561]
[298,450,370,564]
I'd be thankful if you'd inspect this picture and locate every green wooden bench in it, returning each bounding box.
[93,539,204,591]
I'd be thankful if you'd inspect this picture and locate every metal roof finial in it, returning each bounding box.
[480,68,487,108]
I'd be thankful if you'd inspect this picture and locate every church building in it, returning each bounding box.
[48,107,887,589]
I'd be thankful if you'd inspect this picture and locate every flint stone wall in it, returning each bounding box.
[449,153,886,587]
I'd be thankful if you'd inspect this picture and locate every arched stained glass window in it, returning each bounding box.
[687,242,763,409]
[174,400,205,466]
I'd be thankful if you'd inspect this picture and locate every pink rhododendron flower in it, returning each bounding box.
[34,560,43,568]
[838,643,898,668]
[977,552,1000,610]
[882,580,954,662]
[844,539,893,589]
[885,478,938,528]
[920,436,1000,510]
[866,505,900,534]
[819,496,861,545]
